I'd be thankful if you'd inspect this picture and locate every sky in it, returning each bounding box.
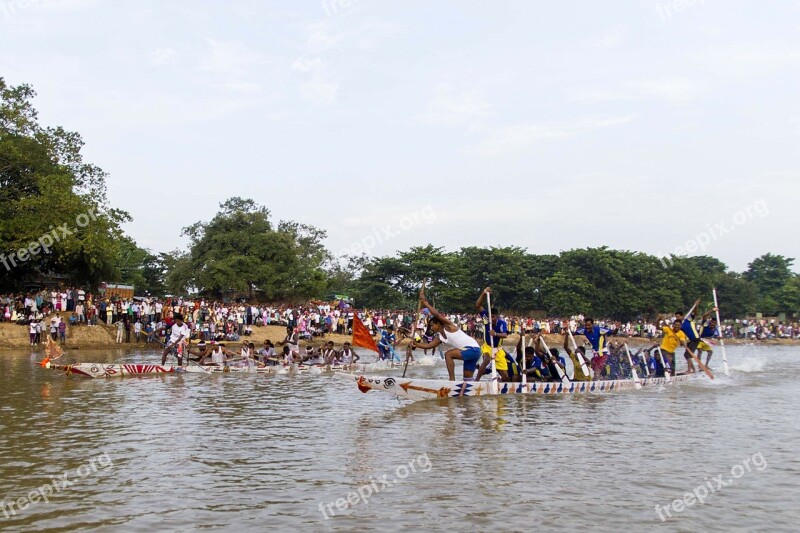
[1,0,798,272]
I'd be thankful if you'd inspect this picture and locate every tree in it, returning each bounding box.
[181,197,328,300]
[0,78,129,290]
[744,254,795,313]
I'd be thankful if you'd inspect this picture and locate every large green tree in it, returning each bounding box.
[0,78,129,290]
[182,197,328,300]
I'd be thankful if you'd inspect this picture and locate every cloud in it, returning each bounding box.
[414,86,494,131]
[472,115,636,155]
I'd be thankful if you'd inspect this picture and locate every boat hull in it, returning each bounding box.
[41,360,437,379]
[336,373,696,401]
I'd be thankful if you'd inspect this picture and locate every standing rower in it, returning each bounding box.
[152,313,191,366]
[411,294,482,381]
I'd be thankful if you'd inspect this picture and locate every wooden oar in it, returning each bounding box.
[623,343,642,390]
[520,331,527,387]
[685,345,715,379]
[403,278,427,378]
[486,291,499,391]
[656,347,671,383]
[539,336,570,385]
[712,288,730,376]
[566,326,591,379]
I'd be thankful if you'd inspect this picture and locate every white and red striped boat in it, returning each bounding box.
[40,357,438,379]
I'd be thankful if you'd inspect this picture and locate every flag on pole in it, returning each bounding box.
[351,314,379,353]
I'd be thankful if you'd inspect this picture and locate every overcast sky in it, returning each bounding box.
[2,0,798,272]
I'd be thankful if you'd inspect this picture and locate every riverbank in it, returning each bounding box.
[1,322,797,352]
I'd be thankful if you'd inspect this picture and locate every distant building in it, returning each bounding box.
[101,283,134,300]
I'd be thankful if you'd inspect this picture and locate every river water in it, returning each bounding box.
[0,345,798,532]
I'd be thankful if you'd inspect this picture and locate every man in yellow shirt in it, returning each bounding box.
[650,321,687,376]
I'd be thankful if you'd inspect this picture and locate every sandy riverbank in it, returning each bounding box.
[1,323,796,352]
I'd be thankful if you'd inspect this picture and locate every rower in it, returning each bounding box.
[378,326,399,362]
[575,317,612,356]
[475,287,510,380]
[676,302,714,373]
[304,345,325,365]
[258,340,277,365]
[562,330,591,381]
[207,342,236,366]
[152,313,191,366]
[517,336,545,382]
[411,294,481,381]
[649,321,686,376]
[340,342,360,367]
[279,326,300,359]
[187,339,209,363]
[321,341,340,365]
[698,316,719,366]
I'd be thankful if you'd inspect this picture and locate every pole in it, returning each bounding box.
[520,330,527,387]
[712,288,730,376]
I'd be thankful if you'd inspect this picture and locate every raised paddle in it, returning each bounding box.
[623,343,643,390]
[539,336,570,386]
[486,290,499,390]
[566,325,591,379]
[712,288,730,376]
[403,279,427,378]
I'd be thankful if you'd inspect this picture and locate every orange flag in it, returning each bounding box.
[351,314,379,353]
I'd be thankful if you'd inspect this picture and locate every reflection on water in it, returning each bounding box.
[1,346,799,531]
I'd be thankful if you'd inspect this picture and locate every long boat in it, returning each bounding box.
[40,359,437,379]
[336,373,698,401]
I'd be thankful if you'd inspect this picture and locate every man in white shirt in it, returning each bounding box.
[152,313,191,365]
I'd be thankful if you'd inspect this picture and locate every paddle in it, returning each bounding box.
[566,325,591,379]
[486,290,499,390]
[539,336,570,385]
[712,288,730,376]
[623,343,643,390]
[684,345,715,380]
[520,331,527,387]
[403,279,427,378]
[656,346,672,383]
